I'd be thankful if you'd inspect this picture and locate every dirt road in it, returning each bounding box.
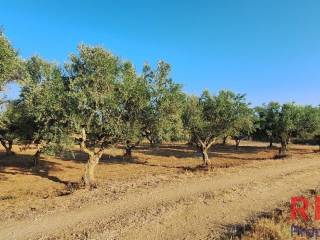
[1,153,319,240]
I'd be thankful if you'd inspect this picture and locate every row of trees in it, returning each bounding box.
[255,102,320,155]
[1,31,320,187]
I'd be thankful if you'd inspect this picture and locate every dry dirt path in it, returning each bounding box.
[0,154,319,240]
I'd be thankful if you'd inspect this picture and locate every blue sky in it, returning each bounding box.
[1,0,320,106]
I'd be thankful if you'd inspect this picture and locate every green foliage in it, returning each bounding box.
[255,102,281,143]
[141,61,185,144]
[255,102,320,146]
[296,105,320,139]
[276,103,300,142]
[66,45,124,150]
[118,62,149,149]
[18,56,69,151]
[183,90,251,149]
[0,31,23,92]
[225,93,255,140]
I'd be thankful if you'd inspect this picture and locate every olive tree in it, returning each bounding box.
[141,61,185,145]
[255,102,281,147]
[18,56,69,167]
[66,45,124,187]
[275,103,300,156]
[230,107,255,150]
[118,62,149,157]
[256,103,318,156]
[183,90,250,165]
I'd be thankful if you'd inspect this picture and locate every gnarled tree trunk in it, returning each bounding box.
[81,152,102,188]
[0,139,14,155]
[79,128,105,188]
[197,135,216,166]
[278,138,287,156]
[201,149,210,166]
[124,140,139,158]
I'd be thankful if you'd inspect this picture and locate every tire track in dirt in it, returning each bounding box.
[118,165,318,240]
[0,155,319,240]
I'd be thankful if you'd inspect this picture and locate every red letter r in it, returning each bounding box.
[291,196,309,221]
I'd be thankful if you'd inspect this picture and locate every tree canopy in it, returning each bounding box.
[141,61,185,145]
[118,62,149,157]
[17,56,70,166]
[0,31,24,99]
[183,90,252,165]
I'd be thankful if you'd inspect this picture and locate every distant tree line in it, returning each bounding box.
[1,31,319,188]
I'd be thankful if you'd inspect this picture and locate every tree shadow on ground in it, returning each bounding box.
[133,160,210,172]
[0,152,71,186]
[58,149,141,165]
[210,152,274,161]
[286,146,317,154]
[136,144,199,158]
[213,144,269,153]
[137,143,272,160]
[58,143,276,166]
[58,148,211,172]
[58,146,213,172]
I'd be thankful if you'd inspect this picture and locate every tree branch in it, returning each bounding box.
[80,128,94,157]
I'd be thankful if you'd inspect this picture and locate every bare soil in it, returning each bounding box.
[0,141,319,239]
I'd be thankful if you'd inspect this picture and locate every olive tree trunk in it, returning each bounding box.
[79,128,105,188]
[235,139,241,150]
[0,139,14,155]
[124,140,139,158]
[81,152,102,188]
[33,142,45,168]
[278,138,288,156]
[201,149,210,165]
[197,136,216,166]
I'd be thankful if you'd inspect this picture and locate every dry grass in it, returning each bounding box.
[243,218,291,240]
[224,188,320,240]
